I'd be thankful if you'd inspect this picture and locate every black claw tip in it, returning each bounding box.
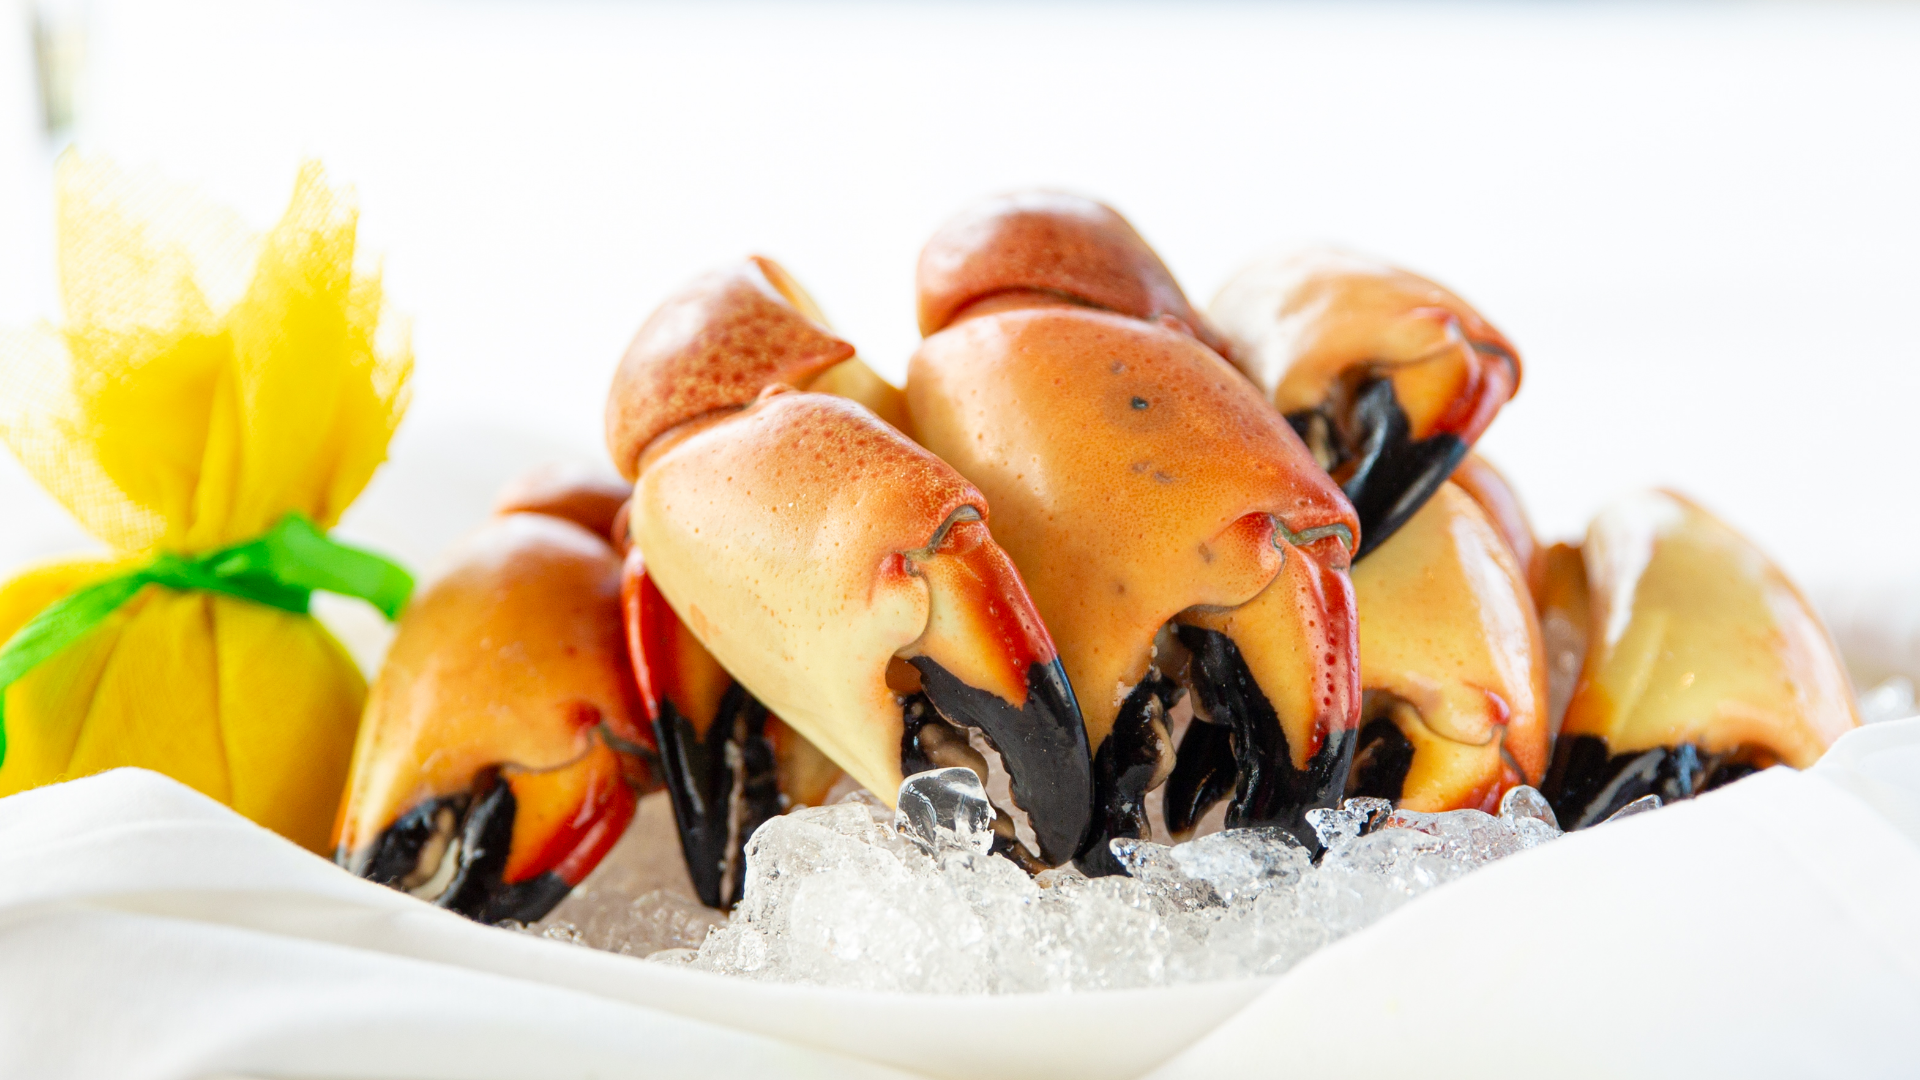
[1075,671,1177,876]
[1292,378,1467,561]
[911,656,1095,867]
[1344,713,1416,804]
[655,682,781,910]
[435,777,577,925]
[1163,717,1236,839]
[1542,735,1762,831]
[1175,624,1355,853]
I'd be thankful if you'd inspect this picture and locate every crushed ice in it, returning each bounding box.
[538,772,1565,993]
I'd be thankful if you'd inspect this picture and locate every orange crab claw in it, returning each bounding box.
[610,258,1095,871]
[1449,453,1541,598]
[493,462,634,543]
[333,498,655,925]
[1344,482,1548,814]
[623,549,847,907]
[909,194,1362,867]
[1210,250,1520,558]
[916,190,1234,359]
[1542,491,1859,828]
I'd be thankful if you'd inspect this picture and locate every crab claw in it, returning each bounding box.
[1344,482,1548,813]
[609,258,1095,870]
[916,190,1235,358]
[492,462,634,542]
[334,504,654,924]
[1541,491,1860,828]
[1210,250,1520,558]
[1448,453,1541,598]
[909,194,1362,866]
[623,550,847,907]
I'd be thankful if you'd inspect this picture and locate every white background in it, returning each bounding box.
[2,0,1917,675]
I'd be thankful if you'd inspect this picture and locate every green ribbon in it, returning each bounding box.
[0,513,413,768]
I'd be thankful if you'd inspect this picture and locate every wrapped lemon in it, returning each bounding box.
[0,156,412,852]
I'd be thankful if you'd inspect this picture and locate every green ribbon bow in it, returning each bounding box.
[0,513,413,768]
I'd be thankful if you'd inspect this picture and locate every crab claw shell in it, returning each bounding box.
[1448,453,1541,598]
[493,462,634,542]
[1542,491,1860,829]
[1210,250,1520,558]
[629,389,1095,866]
[623,550,847,908]
[1343,482,1548,813]
[908,306,1361,865]
[333,511,653,924]
[916,190,1232,358]
[606,256,855,482]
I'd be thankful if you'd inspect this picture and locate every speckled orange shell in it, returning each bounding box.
[630,389,991,798]
[909,307,1358,748]
[916,192,1232,358]
[1353,482,1548,810]
[606,258,855,480]
[334,513,645,856]
[1210,249,1519,445]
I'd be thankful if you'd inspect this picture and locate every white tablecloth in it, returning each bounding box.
[2,718,1915,1080]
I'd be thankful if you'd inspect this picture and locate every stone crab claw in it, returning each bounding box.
[607,256,1095,877]
[623,549,843,908]
[1209,250,1520,558]
[907,193,1363,868]
[1540,491,1860,829]
[333,483,655,924]
[1344,481,1549,813]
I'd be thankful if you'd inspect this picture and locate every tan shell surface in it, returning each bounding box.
[335,513,639,853]
[916,191,1230,357]
[908,307,1355,746]
[1353,482,1549,804]
[605,259,854,480]
[1562,490,1859,765]
[1209,248,1517,442]
[630,390,983,800]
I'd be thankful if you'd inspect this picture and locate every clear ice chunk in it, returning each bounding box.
[1498,785,1558,829]
[894,767,996,856]
[1307,796,1392,850]
[1602,793,1662,823]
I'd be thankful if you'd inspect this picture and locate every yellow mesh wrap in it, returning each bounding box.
[0,156,411,851]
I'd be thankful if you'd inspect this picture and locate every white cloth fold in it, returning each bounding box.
[4,718,1917,1080]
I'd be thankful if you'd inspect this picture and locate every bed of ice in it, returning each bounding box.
[527,767,1637,994]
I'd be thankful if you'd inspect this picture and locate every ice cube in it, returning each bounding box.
[1601,794,1662,823]
[1169,828,1310,904]
[1498,785,1559,829]
[894,767,996,856]
[1307,796,1392,851]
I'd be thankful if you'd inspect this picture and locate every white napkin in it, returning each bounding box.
[3,719,1916,1080]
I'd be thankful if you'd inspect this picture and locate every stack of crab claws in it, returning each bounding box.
[909,193,1365,875]
[609,253,1099,895]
